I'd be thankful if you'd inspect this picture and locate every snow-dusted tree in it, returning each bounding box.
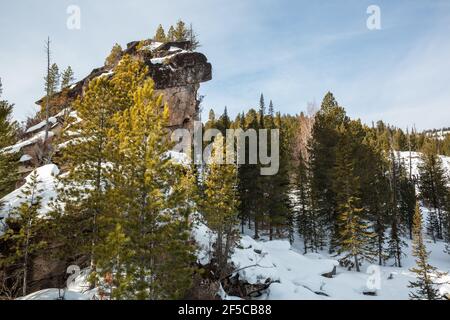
[408,203,447,300]
[417,142,449,242]
[0,171,46,297]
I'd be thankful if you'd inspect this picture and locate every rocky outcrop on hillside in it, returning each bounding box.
[36,39,212,131]
[3,40,212,295]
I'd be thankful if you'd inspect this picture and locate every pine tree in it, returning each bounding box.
[363,140,390,266]
[418,142,449,242]
[103,78,196,299]
[208,109,215,122]
[0,171,46,297]
[200,134,239,277]
[333,124,375,271]
[237,109,261,238]
[51,76,120,281]
[265,112,292,241]
[408,203,446,300]
[268,100,274,117]
[309,92,348,252]
[61,66,75,90]
[187,23,200,50]
[0,79,18,198]
[173,20,188,41]
[154,24,166,42]
[294,152,315,252]
[167,26,176,41]
[105,43,123,67]
[386,148,407,267]
[43,38,59,162]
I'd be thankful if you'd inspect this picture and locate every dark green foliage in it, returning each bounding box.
[408,203,447,300]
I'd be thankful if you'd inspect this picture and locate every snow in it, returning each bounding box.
[193,222,217,265]
[19,268,96,300]
[0,164,59,223]
[19,154,32,162]
[18,288,89,300]
[25,117,57,134]
[167,150,190,165]
[150,51,186,65]
[97,70,114,78]
[168,46,182,52]
[224,232,449,300]
[1,130,54,154]
[140,41,164,52]
[398,151,450,180]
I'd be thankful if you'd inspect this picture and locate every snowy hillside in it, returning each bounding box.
[0,164,59,232]
[397,151,450,180]
[4,150,450,300]
[21,220,450,300]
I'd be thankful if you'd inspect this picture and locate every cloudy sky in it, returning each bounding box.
[0,0,449,130]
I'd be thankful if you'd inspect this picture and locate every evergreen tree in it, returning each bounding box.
[362,138,390,265]
[102,78,196,299]
[266,112,293,241]
[0,171,46,297]
[51,76,124,283]
[154,24,166,42]
[333,124,375,271]
[237,109,262,238]
[386,148,407,267]
[105,43,123,67]
[309,92,348,251]
[418,142,449,242]
[0,79,18,198]
[259,93,265,119]
[167,26,176,41]
[293,152,320,252]
[173,20,188,41]
[42,40,60,162]
[208,109,215,122]
[268,100,274,117]
[200,134,239,277]
[408,203,446,300]
[187,23,200,50]
[61,66,75,90]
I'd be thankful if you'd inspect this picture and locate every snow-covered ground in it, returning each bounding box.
[0,164,59,224]
[193,222,450,300]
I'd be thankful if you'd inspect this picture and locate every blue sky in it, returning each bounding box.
[0,0,449,130]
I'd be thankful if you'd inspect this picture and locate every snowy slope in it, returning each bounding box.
[8,150,450,300]
[0,164,59,225]
[397,151,450,179]
[193,222,450,300]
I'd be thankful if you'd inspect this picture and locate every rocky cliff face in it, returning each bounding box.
[36,39,212,131]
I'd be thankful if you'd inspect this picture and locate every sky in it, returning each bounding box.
[0,0,449,130]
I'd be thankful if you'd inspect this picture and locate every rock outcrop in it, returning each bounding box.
[36,39,212,131]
